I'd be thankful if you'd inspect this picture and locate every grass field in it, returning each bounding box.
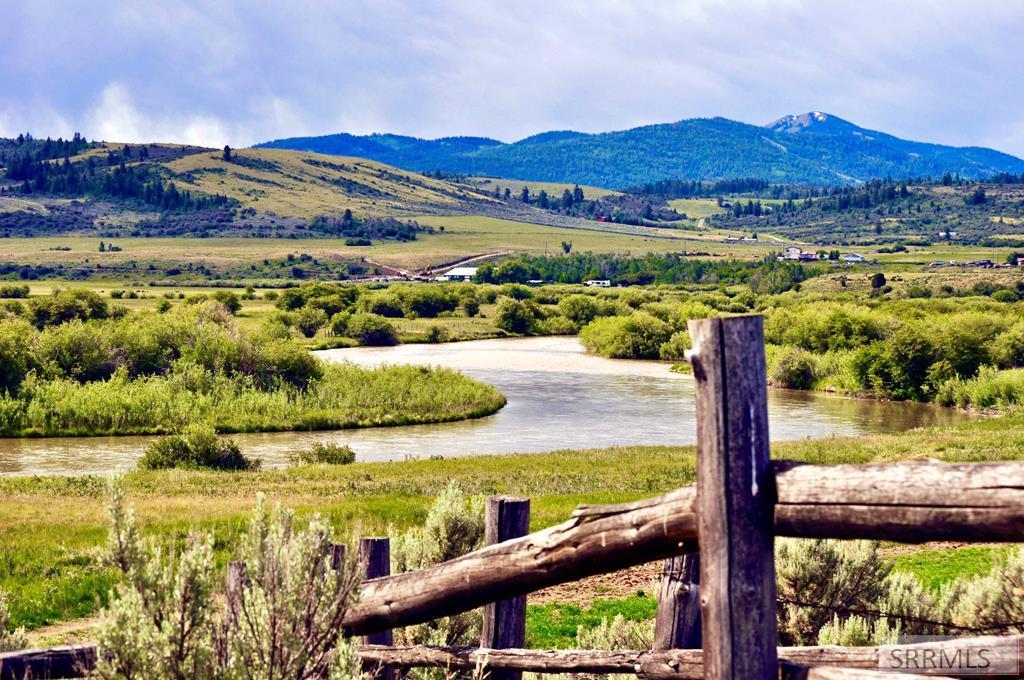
[0,216,775,273]
[2,411,1022,641]
[668,198,727,219]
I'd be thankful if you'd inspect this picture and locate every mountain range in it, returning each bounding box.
[255,112,1024,189]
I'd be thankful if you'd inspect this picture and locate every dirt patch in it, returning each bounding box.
[531,561,662,606]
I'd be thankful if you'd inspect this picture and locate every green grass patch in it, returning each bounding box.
[526,595,657,649]
[892,545,1014,591]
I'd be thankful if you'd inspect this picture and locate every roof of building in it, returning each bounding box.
[444,267,478,277]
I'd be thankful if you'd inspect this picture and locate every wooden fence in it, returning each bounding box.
[3,315,1024,679]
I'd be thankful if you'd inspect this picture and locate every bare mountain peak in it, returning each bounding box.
[767,111,858,134]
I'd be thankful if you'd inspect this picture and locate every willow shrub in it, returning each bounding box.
[3,363,505,437]
[579,312,672,360]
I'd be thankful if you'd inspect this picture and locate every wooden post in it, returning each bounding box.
[328,542,347,570]
[481,496,531,680]
[654,554,702,650]
[688,315,778,680]
[360,538,395,680]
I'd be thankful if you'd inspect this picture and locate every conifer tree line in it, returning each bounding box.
[1,133,231,212]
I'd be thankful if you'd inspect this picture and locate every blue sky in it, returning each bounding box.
[4,0,1024,156]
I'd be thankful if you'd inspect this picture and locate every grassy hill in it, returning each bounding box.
[164,147,495,218]
[256,113,1024,188]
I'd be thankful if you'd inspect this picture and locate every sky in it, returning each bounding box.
[4,0,1024,156]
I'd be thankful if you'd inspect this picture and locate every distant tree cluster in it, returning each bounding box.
[475,253,815,290]
[628,177,770,198]
[308,210,433,241]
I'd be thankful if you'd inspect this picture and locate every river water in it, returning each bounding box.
[0,337,972,476]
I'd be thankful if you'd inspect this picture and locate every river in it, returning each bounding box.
[0,337,973,476]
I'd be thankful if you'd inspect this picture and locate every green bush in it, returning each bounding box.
[138,424,259,471]
[211,290,242,314]
[424,324,449,343]
[290,441,356,465]
[494,298,541,335]
[557,294,599,328]
[29,289,109,329]
[579,313,672,359]
[0,284,29,299]
[538,315,577,335]
[0,319,36,394]
[328,311,351,337]
[659,331,691,361]
[346,313,398,346]
[769,346,818,389]
[294,306,328,338]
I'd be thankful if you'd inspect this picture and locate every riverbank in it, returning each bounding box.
[0,337,972,476]
[2,411,1022,639]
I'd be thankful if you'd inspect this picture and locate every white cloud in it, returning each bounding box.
[2,0,1024,155]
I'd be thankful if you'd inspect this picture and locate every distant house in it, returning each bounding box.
[439,266,478,282]
[585,279,611,288]
[843,253,866,263]
[784,246,818,262]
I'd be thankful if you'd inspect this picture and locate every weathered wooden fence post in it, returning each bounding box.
[653,554,702,650]
[360,537,395,680]
[688,315,778,680]
[481,496,531,680]
[328,542,347,570]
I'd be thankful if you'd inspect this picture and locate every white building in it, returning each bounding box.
[584,279,611,288]
[439,266,478,282]
[843,253,866,263]
[783,246,818,262]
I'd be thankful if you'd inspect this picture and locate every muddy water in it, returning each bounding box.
[0,336,973,476]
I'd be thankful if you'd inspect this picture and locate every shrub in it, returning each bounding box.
[850,326,935,400]
[576,614,654,651]
[37,319,116,382]
[659,331,692,361]
[290,441,356,465]
[539,315,577,335]
[211,290,242,314]
[458,296,480,317]
[498,283,534,300]
[95,483,361,679]
[579,312,672,359]
[945,545,1024,633]
[137,424,259,471]
[295,306,328,338]
[992,322,1024,368]
[776,538,891,645]
[28,288,109,328]
[328,311,352,337]
[392,483,485,654]
[0,284,29,299]
[359,291,405,318]
[0,319,36,394]
[769,346,818,389]
[557,294,599,328]
[0,591,27,652]
[424,324,449,343]
[346,313,398,346]
[494,298,541,335]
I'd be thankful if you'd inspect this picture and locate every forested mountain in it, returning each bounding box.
[256,113,1024,188]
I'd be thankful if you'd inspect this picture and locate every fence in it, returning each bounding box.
[3,315,1024,679]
